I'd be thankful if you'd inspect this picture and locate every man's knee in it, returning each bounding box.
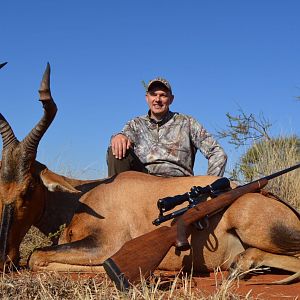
[107,147,130,177]
[106,146,148,177]
[106,146,116,163]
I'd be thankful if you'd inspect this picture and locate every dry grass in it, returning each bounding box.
[238,136,300,209]
[0,268,255,300]
[19,227,53,267]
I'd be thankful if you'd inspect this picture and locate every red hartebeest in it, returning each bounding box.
[0,63,300,284]
[0,63,105,268]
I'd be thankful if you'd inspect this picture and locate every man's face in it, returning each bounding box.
[146,86,174,120]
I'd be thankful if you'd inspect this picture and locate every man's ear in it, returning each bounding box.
[145,93,150,105]
[170,94,174,105]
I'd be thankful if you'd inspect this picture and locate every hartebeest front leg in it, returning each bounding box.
[28,235,107,272]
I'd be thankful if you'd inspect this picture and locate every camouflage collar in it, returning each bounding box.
[147,110,175,127]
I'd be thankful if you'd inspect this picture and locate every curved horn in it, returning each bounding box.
[0,62,19,150]
[0,62,8,70]
[0,114,19,150]
[22,63,57,157]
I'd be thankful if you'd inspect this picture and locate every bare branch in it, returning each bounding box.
[216,108,272,148]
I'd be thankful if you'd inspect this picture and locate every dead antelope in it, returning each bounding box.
[0,63,105,269]
[0,63,299,285]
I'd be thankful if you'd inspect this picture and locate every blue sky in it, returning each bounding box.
[1,1,299,178]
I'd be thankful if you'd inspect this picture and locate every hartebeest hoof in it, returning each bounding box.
[0,62,7,70]
[28,251,51,270]
[228,248,261,278]
[39,62,52,101]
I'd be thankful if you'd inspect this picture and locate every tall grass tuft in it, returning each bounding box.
[235,136,300,209]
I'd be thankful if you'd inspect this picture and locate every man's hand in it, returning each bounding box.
[111,134,132,159]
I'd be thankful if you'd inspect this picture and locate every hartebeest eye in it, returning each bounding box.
[19,182,35,202]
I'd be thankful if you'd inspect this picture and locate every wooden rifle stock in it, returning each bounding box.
[103,162,300,290]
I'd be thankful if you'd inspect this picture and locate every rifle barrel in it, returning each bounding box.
[264,162,300,181]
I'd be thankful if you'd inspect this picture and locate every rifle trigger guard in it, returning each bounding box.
[193,216,209,231]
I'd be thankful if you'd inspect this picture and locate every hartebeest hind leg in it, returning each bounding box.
[230,247,300,283]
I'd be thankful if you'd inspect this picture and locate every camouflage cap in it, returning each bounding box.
[147,77,172,94]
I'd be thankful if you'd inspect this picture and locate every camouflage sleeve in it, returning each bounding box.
[189,117,227,176]
[120,120,137,144]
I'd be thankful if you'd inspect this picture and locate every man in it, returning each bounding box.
[107,78,227,177]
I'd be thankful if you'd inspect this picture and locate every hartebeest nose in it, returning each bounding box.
[0,204,14,264]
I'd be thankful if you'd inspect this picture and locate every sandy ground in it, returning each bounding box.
[156,270,300,299]
[54,270,300,299]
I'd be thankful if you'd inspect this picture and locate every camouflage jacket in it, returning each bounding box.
[120,111,227,177]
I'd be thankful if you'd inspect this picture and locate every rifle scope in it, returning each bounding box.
[157,177,230,213]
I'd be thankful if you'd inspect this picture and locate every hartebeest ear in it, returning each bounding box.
[40,169,81,194]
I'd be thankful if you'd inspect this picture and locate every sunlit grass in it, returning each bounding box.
[0,268,254,300]
[239,136,300,209]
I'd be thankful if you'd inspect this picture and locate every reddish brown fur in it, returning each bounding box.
[27,171,300,284]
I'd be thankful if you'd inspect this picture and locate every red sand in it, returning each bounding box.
[56,270,300,299]
[156,270,300,299]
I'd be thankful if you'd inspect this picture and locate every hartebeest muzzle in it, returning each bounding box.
[0,204,14,263]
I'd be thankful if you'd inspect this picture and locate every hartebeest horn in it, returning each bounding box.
[0,62,19,150]
[22,63,57,157]
[0,62,7,70]
[0,114,19,150]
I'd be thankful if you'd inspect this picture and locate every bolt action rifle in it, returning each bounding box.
[103,163,300,291]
